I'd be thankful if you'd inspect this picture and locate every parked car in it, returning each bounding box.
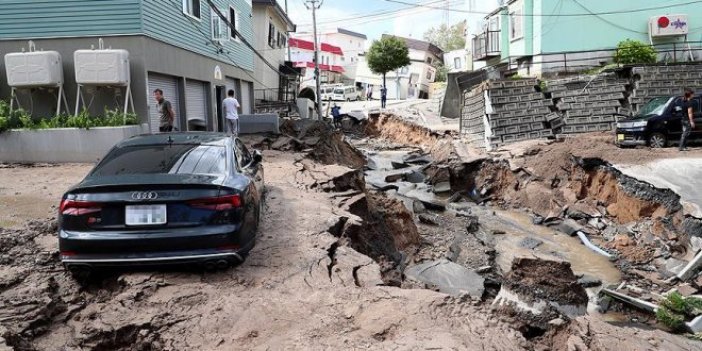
[616,95,702,148]
[58,133,264,277]
[332,86,360,101]
[321,86,335,101]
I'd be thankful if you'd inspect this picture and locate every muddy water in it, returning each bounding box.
[480,208,622,286]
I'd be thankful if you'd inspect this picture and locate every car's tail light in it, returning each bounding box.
[60,199,102,216]
[188,195,242,211]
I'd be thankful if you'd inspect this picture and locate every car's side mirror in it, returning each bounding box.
[253,150,263,164]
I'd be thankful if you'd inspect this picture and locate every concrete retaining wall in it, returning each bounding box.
[0,124,148,163]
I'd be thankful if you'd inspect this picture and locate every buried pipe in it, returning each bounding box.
[676,250,702,281]
[576,231,615,260]
[601,288,659,313]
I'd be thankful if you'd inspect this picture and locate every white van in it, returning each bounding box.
[332,86,359,101]
[320,86,335,101]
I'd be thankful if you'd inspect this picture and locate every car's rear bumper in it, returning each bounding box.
[59,224,252,267]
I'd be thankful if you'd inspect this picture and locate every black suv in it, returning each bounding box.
[616,96,702,148]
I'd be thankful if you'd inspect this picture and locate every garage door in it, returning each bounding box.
[240,81,252,115]
[225,77,238,100]
[185,80,208,131]
[147,73,181,133]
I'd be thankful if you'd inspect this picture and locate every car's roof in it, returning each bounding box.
[117,132,232,148]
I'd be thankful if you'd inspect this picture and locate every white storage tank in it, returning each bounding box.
[74,49,130,86]
[4,51,63,87]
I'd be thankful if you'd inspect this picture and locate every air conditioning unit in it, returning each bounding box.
[650,14,689,37]
[74,49,130,85]
[4,51,63,87]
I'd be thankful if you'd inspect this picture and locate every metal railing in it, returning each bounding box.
[254,88,297,103]
[472,31,501,61]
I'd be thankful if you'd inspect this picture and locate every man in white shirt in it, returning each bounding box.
[222,89,241,136]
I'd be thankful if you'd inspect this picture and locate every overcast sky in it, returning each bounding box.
[285,0,499,45]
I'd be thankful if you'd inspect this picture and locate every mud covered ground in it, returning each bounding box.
[1,120,701,350]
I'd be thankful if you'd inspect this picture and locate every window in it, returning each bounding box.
[277,32,286,49]
[92,145,227,176]
[400,66,409,75]
[510,8,523,40]
[454,57,462,69]
[234,140,252,169]
[182,0,201,19]
[426,57,433,64]
[229,7,240,40]
[268,22,276,48]
[211,9,228,42]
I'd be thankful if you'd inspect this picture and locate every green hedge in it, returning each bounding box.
[0,100,138,133]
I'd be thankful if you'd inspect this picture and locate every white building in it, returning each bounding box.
[289,37,345,87]
[356,35,444,99]
[293,28,367,82]
[252,0,297,102]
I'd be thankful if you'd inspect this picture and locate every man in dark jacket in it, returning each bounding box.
[677,88,696,151]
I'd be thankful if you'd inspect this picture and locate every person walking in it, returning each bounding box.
[677,88,696,151]
[331,103,342,129]
[380,86,387,109]
[222,89,241,137]
[154,89,175,132]
[366,87,373,101]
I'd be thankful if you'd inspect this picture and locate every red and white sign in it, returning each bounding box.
[650,14,689,37]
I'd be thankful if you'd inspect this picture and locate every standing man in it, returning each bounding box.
[380,86,387,109]
[331,103,342,129]
[677,88,696,151]
[154,89,175,132]
[222,89,241,137]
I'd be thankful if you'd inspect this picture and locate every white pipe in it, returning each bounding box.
[601,288,658,313]
[576,231,615,260]
[677,250,702,281]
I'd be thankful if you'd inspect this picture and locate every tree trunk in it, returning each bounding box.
[383,72,386,90]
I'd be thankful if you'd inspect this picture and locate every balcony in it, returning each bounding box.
[472,30,501,61]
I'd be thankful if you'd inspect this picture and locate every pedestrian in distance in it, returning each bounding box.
[222,89,241,137]
[381,86,387,109]
[367,87,373,101]
[331,103,342,129]
[676,87,696,151]
[154,89,175,133]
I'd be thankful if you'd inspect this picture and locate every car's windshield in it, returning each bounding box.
[333,88,344,94]
[91,144,227,176]
[636,97,673,118]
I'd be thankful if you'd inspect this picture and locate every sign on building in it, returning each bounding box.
[649,14,689,37]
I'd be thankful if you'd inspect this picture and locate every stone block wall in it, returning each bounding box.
[631,64,702,112]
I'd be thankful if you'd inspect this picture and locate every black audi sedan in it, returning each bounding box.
[58,133,264,276]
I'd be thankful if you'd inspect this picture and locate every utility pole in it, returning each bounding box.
[305,0,323,120]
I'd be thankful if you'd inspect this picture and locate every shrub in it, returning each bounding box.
[656,291,702,332]
[613,39,657,65]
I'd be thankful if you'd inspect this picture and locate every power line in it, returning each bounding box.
[572,0,647,34]
[382,0,702,17]
[295,0,451,27]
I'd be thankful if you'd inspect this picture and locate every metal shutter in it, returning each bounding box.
[147,73,181,133]
[225,77,238,98]
[240,81,252,114]
[185,80,208,130]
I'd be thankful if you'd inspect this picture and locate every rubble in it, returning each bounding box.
[404,259,485,298]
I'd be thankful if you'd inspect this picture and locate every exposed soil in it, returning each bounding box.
[2,117,702,350]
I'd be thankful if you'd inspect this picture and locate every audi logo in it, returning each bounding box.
[131,191,158,200]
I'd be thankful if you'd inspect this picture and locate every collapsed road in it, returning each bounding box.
[1,115,702,350]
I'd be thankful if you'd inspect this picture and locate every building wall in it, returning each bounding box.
[141,0,255,71]
[0,36,254,132]
[445,49,469,73]
[252,5,289,98]
[539,0,702,53]
[0,0,143,39]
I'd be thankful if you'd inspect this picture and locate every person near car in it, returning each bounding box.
[331,103,342,129]
[381,86,387,109]
[677,88,696,151]
[154,89,175,132]
[223,89,241,137]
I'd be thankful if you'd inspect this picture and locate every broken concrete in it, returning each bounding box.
[404,259,485,298]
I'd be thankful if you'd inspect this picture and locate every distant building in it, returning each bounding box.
[288,37,345,86]
[0,0,259,133]
[293,28,367,82]
[251,0,298,103]
[444,49,471,73]
[472,0,702,76]
[356,35,444,100]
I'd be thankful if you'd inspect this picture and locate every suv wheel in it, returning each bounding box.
[649,133,667,148]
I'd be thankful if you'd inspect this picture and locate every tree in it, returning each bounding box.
[433,63,448,82]
[366,36,411,89]
[423,21,467,52]
[613,39,657,65]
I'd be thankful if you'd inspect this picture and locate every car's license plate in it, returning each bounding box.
[617,134,625,141]
[125,205,167,226]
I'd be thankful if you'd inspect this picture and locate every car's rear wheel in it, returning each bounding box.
[649,133,667,148]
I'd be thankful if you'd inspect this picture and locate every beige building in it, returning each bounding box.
[252,0,297,102]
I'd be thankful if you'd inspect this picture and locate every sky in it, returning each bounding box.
[284,0,500,46]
